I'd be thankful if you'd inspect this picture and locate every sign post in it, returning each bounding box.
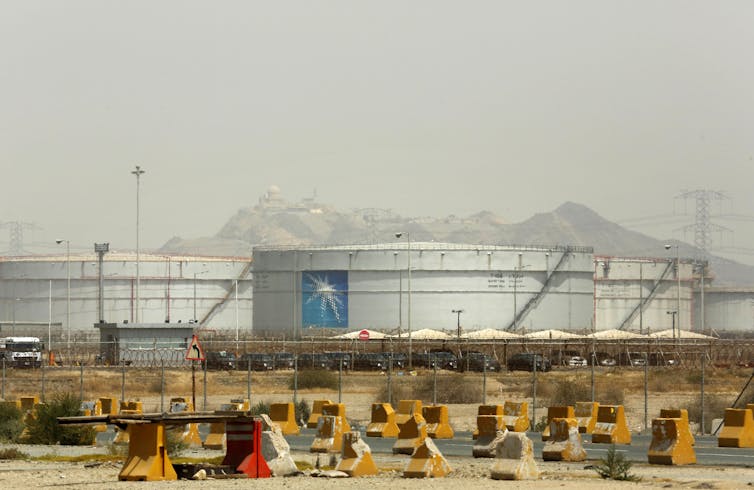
[185,335,206,411]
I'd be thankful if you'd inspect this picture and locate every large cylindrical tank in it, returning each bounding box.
[252,243,595,336]
[0,254,252,337]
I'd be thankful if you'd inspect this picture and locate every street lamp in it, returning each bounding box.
[132,165,145,323]
[193,270,208,323]
[666,310,678,340]
[665,244,681,341]
[395,232,411,369]
[55,239,70,349]
[452,309,464,341]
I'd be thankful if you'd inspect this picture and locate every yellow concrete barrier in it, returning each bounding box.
[472,415,507,458]
[718,408,754,448]
[591,405,631,445]
[542,418,586,462]
[203,399,251,450]
[367,403,400,438]
[396,400,422,426]
[270,402,300,436]
[503,401,529,432]
[114,401,143,445]
[307,399,333,429]
[336,431,378,477]
[648,417,696,465]
[119,422,177,481]
[660,408,695,446]
[490,432,539,480]
[472,405,504,440]
[574,401,599,434]
[168,397,202,447]
[541,406,574,441]
[403,437,452,478]
[99,397,118,415]
[19,396,39,413]
[392,413,428,455]
[310,415,346,453]
[422,405,454,439]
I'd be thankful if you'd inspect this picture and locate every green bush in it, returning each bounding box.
[593,445,639,481]
[291,369,338,390]
[249,401,270,416]
[165,428,188,456]
[0,403,24,443]
[295,399,311,426]
[21,393,95,446]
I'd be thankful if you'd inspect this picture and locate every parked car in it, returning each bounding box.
[325,352,352,370]
[273,352,295,370]
[353,353,391,371]
[240,353,274,371]
[506,353,552,372]
[458,352,501,372]
[414,351,458,370]
[204,351,236,370]
[567,356,588,367]
[297,353,331,369]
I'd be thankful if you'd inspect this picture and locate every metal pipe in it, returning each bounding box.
[131,165,145,323]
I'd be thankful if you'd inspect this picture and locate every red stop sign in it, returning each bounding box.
[358,329,370,341]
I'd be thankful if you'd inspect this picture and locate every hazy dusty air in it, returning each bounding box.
[1,2,753,263]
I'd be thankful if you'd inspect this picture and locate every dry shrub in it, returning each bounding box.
[598,385,624,406]
[687,394,731,433]
[546,378,592,406]
[376,374,482,404]
[291,369,338,390]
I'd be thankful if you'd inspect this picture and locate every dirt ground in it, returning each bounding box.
[2,452,754,489]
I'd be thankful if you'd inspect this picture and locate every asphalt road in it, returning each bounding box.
[286,428,754,467]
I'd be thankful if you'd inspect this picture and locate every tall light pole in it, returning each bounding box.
[452,309,464,341]
[132,165,145,323]
[665,244,681,340]
[666,310,677,340]
[55,239,70,348]
[396,232,411,369]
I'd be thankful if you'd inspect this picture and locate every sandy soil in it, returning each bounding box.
[1,451,754,489]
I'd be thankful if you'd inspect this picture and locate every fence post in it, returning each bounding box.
[41,361,46,403]
[1,357,4,400]
[160,360,165,412]
[532,353,537,430]
[338,356,343,404]
[701,351,706,435]
[644,352,648,433]
[293,354,298,406]
[121,359,126,403]
[387,354,393,406]
[482,358,487,404]
[80,363,84,401]
[590,352,596,403]
[246,357,251,402]
[433,354,437,405]
[203,359,208,411]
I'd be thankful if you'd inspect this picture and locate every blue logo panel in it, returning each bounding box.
[302,271,348,328]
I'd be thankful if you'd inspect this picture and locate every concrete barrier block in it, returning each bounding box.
[403,437,452,478]
[367,403,400,438]
[592,405,631,445]
[574,401,599,434]
[660,408,695,446]
[472,415,507,458]
[262,427,299,476]
[308,399,334,429]
[542,406,574,441]
[542,418,586,462]
[503,401,529,432]
[336,431,378,477]
[648,417,696,465]
[392,413,428,455]
[490,432,539,480]
[472,405,504,440]
[718,408,754,448]
[270,402,300,436]
[422,405,454,439]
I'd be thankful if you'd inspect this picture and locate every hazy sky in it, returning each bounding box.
[2,2,753,263]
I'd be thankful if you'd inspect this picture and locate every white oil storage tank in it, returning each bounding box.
[252,243,595,337]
